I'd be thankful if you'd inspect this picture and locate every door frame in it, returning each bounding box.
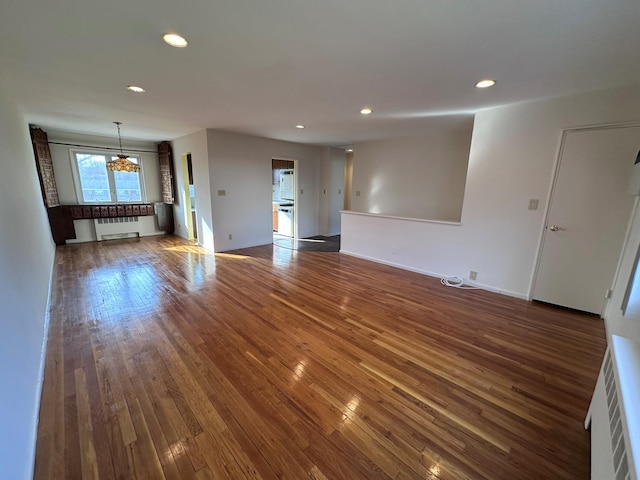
[272,156,299,239]
[528,121,640,311]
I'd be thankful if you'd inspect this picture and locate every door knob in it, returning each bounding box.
[549,225,564,231]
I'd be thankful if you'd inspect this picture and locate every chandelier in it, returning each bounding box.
[107,122,141,173]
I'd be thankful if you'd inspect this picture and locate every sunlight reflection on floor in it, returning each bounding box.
[163,245,211,255]
[214,252,252,260]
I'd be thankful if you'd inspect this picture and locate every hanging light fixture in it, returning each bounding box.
[107,122,141,173]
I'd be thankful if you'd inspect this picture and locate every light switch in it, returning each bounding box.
[528,199,539,210]
[338,189,342,194]
[300,188,304,195]
[356,191,361,197]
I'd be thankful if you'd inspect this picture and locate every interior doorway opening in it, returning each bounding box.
[272,159,296,242]
[182,153,197,242]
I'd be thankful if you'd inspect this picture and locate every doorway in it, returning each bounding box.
[182,153,197,242]
[532,125,640,315]
[272,159,296,241]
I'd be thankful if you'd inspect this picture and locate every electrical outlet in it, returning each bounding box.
[218,189,226,196]
[528,199,539,210]
[228,234,232,240]
[338,189,342,194]
[469,271,477,281]
[356,191,361,197]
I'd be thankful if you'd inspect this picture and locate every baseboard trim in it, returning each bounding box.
[339,249,528,300]
[29,251,56,479]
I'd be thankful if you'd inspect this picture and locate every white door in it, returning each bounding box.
[533,126,640,314]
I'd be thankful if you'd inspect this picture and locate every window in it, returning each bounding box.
[73,151,144,203]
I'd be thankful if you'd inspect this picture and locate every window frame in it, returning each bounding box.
[69,148,147,204]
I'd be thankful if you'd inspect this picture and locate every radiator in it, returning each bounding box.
[603,349,631,480]
[588,336,640,480]
[94,216,140,241]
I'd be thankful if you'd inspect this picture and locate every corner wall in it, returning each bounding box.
[342,84,640,298]
[206,130,323,251]
[605,200,640,342]
[319,147,345,236]
[171,129,214,251]
[351,116,473,222]
[0,88,56,479]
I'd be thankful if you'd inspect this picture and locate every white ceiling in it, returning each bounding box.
[1,0,639,144]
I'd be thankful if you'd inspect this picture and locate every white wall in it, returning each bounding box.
[171,129,214,251]
[0,88,56,479]
[319,147,345,236]
[207,130,324,251]
[351,117,473,222]
[47,130,166,242]
[344,151,354,211]
[342,84,640,298]
[606,200,640,342]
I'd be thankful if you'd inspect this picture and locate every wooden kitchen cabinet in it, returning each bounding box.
[272,203,278,231]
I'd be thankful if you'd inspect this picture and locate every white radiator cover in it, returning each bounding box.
[588,336,640,480]
[93,216,144,240]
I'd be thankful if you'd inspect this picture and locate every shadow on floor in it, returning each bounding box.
[273,234,341,252]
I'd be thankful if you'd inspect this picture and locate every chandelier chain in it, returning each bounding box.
[114,121,124,156]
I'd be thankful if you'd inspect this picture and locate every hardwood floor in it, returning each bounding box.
[34,235,606,479]
[272,234,341,252]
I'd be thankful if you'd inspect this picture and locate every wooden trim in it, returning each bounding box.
[30,127,60,208]
[68,203,155,220]
[158,141,174,204]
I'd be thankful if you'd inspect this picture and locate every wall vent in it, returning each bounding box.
[96,216,139,224]
[604,351,631,480]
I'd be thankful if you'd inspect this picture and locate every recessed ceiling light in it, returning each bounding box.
[163,33,188,48]
[360,107,372,115]
[346,149,354,153]
[296,124,305,129]
[475,79,496,89]
[126,85,146,93]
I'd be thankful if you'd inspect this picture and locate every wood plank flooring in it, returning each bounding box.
[272,235,341,252]
[34,235,606,479]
